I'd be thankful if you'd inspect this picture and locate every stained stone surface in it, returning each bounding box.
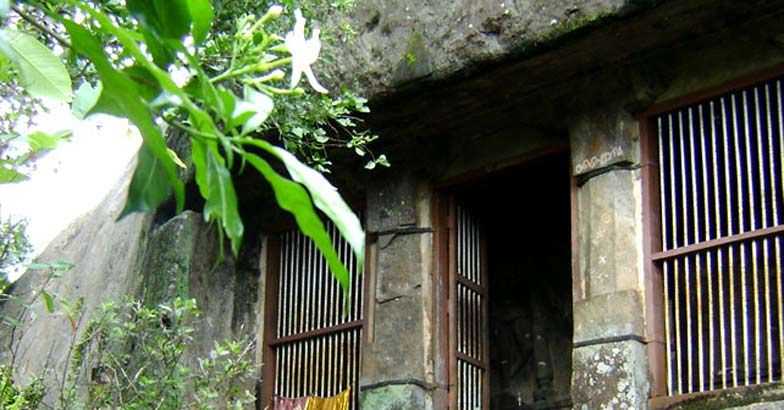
[572,289,644,345]
[359,383,432,410]
[572,340,649,410]
[573,168,643,299]
[325,0,643,97]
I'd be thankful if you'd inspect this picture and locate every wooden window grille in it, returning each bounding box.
[650,74,784,395]
[262,221,365,409]
[449,202,489,409]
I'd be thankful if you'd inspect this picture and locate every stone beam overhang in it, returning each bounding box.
[320,0,784,143]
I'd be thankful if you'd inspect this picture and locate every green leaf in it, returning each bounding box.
[203,149,243,255]
[259,142,364,262]
[187,0,214,44]
[0,29,72,102]
[64,20,184,215]
[216,86,236,123]
[27,129,69,152]
[244,153,351,294]
[90,66,160,117]
[0,163,28,184]
[40,290,55,313]
[72,81,102,119]
[127,0,192,40]
[139,27,175,68]
[239,139,364,264]
[119,144,173,218]
[123,65,161,101]
[190,138,210,199]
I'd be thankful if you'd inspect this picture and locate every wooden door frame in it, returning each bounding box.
[431,146,571,409]
[259,224,371,409]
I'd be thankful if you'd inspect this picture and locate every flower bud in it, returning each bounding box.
[267,5,283,18]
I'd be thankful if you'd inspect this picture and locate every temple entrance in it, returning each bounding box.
[445,153,573,410]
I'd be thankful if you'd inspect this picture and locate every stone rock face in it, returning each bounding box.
[0,159,153,402]
[137,211,258,367]
[325,0,639,97]
[0,161,258,405]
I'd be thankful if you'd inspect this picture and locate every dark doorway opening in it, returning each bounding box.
[454,153,573,410]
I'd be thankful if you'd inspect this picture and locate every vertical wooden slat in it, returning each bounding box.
[654,76,784,396]
[264,217,365,409]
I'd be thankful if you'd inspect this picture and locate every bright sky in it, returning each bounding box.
[0,106,141,280]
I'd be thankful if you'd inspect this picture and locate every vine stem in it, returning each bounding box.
[211,57,291,83]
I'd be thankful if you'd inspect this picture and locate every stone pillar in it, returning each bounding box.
[570,107,651,409]
[359,170,438,409]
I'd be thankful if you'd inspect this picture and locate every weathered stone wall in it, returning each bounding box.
[359,170,439,409]
[569,104,650,410]
[0,160,152,403]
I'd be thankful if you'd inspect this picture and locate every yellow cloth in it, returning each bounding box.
[305,388,351,410]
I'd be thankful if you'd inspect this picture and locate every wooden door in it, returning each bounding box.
[449,200,490,409]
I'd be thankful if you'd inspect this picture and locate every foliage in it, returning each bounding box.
[0,365,44,410]
[204,0,384,172]
[0,0,375,293]
[0,213,32,281]
[0,4,71,182]
[1,261,72,367]
[65,297,256,410]
[1,269,256,410]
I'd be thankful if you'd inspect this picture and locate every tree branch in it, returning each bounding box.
[12,5,71,49]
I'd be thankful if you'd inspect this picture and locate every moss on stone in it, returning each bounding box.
[392,30,432,85]
[138,213,199,306]
[403,31,426,67]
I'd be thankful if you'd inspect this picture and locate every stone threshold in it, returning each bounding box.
[650,382,784,410]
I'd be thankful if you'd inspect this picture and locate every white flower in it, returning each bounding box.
[267,5,283,18]
[284,9,327,94]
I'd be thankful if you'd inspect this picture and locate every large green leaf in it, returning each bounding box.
[64,20,184,216]
[0,29,71,102]
[127,0,192,40]
[139,27,175,68]
[187,0,214,44]
[203,148,243,255]
[239,138,364,264]
[89,66,159,117]
[244,153,350,294]
[119,145,173,218]
[190,138,210,199]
